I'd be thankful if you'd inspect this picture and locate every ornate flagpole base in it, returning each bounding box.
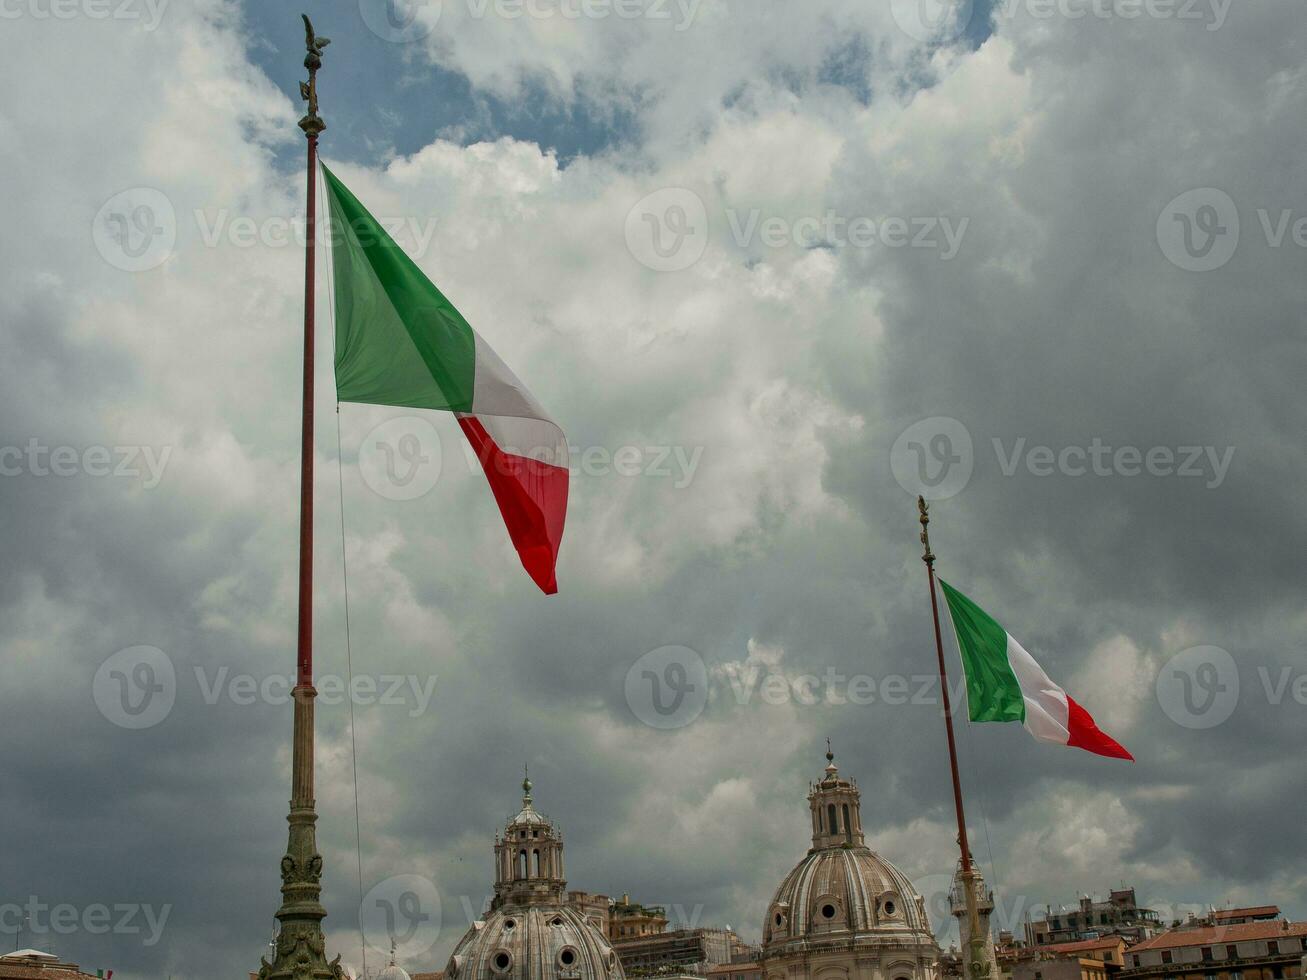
[258,688,345,980]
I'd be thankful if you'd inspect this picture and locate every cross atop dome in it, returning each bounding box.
[824,738,838,778]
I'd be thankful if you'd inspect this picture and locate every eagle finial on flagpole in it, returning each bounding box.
[299,13,330,137]
[918,496,935,567]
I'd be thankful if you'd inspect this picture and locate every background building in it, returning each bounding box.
[1026,891,1162,946]
[1120,919,1307,980]
[612,928,749,976]
[610,898,669,943]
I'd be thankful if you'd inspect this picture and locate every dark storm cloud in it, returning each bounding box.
[2,1,1305,978]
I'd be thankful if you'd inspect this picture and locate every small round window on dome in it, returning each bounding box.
[504,919,517,930]
[821,903,837,920]
[883,901,896,917]
[551,917,565,927]
[493,952,513,973]
[559,948,578,967]
[774,913,784,927]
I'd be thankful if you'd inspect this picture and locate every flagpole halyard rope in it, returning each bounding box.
[319,160,370,980]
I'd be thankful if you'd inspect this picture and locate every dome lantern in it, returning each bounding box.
[493,772,566,910]
[807,741,865,849]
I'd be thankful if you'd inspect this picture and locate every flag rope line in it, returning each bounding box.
[320,161,370,979]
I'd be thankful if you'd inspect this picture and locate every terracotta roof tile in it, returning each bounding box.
[1129,921,1307,952]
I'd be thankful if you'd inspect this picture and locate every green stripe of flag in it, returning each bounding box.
[939,579,1025,724]
[323,163,477,412]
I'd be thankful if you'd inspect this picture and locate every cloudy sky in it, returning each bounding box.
[2,0,1305,977]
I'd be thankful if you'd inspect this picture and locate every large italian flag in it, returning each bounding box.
[322,164,568,595]
[939,580,1133,761]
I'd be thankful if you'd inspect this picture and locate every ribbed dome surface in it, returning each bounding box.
[376,965,412,980]
[447,906,623,980]
[764,844,932,950]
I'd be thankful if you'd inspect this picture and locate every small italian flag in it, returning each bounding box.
[322,164,568,594]
[939,580,1133,761]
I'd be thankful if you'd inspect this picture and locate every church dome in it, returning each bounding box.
[445,775,624,980]
[376,965,412,980]
[761,747,939,976]
[764,844,932,943]
[447,906,621,980]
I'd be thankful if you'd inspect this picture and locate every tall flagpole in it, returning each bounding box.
[918,497,990,980]
[259,16,343,980]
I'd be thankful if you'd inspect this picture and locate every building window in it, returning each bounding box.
[1202,949,1213,962]
[1133,957,1141,968]
[820,903,837,920]
[828,803,838,833]
[1227,947,1238,959]
[1162,952,1173,965]
[1268,942,1279,955]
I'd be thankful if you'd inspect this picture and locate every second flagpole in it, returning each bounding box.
[918,496,990,980]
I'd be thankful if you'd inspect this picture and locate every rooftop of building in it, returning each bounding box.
[1040,938,1128,955]
[1128,920,1307,952]
[0,950,95,979]
[1212,907,1282,923]
[702,964,760,976]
